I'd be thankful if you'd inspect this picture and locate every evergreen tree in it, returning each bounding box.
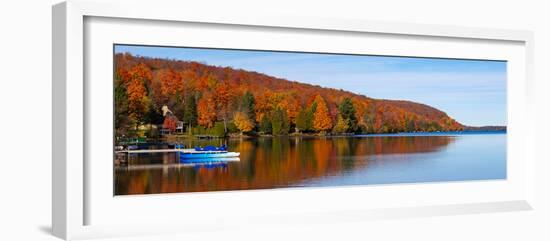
[212,122,226,137]
[183,94,198,129]
[282,110,290,134]
[172,92,185,120]
[271,108,290,135]
[114,79,129,133]
[240,91,256,122]
[144,101,164,126]
[259,114,272,134]
[338,97,357,133]
[296,108,308,133]
[305,102,316,132]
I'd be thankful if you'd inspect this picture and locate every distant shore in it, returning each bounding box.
[462,126,507,132]
[115,128,507,147]
[161,129,507,140]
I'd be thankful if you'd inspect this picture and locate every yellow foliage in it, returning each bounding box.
[233,111,255,133]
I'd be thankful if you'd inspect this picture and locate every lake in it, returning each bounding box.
[114,132,506,195]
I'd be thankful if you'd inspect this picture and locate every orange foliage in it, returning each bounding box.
[129,63,152,85]
[312,95,332,132]
[115,53,464,133]
[196,75,210,91]
[126,77,149,123]
[214,83,231,113]
[116,67,131,85]
[254,91,274,122]
[197,94,217,128]
[159,68,183,97]
[277,93,301,124]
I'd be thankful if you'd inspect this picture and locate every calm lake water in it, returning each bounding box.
[114,132,506,195]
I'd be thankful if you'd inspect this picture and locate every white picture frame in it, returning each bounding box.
[52,0,535,240]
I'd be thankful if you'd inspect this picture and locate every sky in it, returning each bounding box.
[115,45,507,127]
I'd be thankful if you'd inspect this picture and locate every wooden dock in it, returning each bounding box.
[115,148,230,154]
[115,149,190,154]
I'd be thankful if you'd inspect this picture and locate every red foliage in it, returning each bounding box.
[115,53,464,133]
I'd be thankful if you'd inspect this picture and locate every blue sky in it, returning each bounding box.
[115,45,507,126]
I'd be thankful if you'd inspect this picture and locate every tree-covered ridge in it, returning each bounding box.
[114,53,463,136]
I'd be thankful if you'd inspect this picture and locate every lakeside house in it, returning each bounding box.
[160,105,184,135]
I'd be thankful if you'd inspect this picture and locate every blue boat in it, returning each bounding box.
[179,151,240,159]
[179,145,240,160]
[193,145,227,151]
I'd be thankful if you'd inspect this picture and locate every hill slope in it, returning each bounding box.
[114,53,464,134]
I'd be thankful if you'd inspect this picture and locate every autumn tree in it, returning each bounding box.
[312,95,332,133]
[129,63,153,86]
[338,97,357,133]
[257,91,282,114]
[114,54,466,136]
[352,98,366,125]
[427,121,442,132]
[197,95,217,128]
[125,63,154,131]
[127,77,150,130]
[196,74,217,92]
[157,69,183,119]
[277,93,300,124]
[254,91,275,123]
[362,103,376,133]
[213,83,232,132]
[233,111,255,135]
[115,67,131,86]
[180,69,198,92]
[159,68,183,98]
[404,114,416,132]
[332,114,349,134]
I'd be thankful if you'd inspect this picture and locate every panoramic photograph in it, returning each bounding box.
[113,44,507,195]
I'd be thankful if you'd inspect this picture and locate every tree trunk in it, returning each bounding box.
[223,117,227,134]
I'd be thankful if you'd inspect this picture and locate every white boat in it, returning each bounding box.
[179,157,240,164]
[179,151,240,159]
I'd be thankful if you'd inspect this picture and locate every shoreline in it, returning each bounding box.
[116,129,506,146]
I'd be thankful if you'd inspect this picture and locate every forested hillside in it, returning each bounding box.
[114,53,464,137]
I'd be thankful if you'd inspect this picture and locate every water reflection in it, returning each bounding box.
[115,135,459,195]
